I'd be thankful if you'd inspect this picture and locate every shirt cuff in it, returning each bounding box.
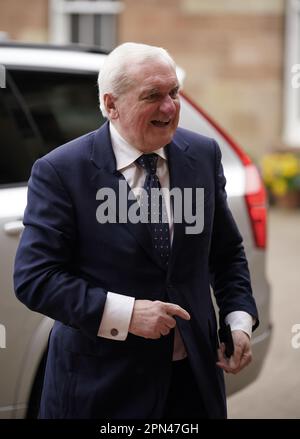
[97,292,135,341]
[225,311,254,339]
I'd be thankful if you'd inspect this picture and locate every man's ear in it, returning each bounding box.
[104,93,118,119]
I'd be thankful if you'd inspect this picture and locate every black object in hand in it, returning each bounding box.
[218,324,234,358]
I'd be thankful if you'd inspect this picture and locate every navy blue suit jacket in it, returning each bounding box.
[14,122,258,418]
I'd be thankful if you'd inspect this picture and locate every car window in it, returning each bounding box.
[9,69,105,151]
[0,78,43,186]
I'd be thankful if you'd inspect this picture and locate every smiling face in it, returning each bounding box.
[104,59,180,152]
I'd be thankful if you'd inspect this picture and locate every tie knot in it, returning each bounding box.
[136,153,158,175]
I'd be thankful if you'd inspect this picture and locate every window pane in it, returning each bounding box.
[0,82,42,185]
[94,14,117,50]
[10,70,105,152]
[79,14,95,45]
[71,14,80,43]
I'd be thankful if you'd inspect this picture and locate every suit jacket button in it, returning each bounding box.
[111,328,119,337]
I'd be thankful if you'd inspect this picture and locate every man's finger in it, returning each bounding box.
[164,314,177,329]
[238,351,252,370]
[165,303,190,320]
[160,326,171,336]
[228,350,242,369]
[216,344,231,372]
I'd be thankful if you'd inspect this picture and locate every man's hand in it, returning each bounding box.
[216,330,252,374]
[128,300,190,339]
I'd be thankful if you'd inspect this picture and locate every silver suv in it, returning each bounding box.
[0,43,272,418]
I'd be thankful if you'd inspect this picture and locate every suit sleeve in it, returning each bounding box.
[209,141,259,331]
[13,157,107,338]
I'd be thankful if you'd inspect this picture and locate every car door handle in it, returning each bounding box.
[4,220,24,236]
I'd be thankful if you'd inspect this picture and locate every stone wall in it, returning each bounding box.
[120,0,285,159]
[0,0,285,159]
[0,0,49,42]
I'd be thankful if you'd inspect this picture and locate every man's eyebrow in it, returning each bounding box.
[141,84,180,96]
[141,87,160,95]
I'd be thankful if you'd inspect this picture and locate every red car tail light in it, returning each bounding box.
[181,92,267,249]
[244,164,267,249]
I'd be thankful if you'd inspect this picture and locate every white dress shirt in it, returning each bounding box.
[97,122,253,359]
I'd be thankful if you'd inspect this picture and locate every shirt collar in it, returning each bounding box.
[109,122,167,172]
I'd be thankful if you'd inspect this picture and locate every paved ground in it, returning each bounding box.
[227,207,300,418]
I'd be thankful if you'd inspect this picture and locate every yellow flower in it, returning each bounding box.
[261,152,300,197]
[271,179,288,196]
[280,154,299,177]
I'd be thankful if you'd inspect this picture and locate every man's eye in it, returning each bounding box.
[146,94,159,100]
[170,89,179,99]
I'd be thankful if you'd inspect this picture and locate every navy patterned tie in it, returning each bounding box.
[136,154,170,267]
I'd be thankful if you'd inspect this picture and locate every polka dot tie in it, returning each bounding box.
[136,154,170,267]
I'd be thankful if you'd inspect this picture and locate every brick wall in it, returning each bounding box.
[0,0,49,42]
[120,0,285,159]
[0,0,285,158]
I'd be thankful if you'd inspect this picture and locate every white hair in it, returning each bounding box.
[97,42,177,118]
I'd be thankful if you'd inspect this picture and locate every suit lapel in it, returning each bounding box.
[89,122,166,270]
[166,133,199,272]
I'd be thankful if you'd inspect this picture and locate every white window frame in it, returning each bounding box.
[49,0,124,50]
[283,0,300,146]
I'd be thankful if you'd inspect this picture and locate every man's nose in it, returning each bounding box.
[159,95,177,114]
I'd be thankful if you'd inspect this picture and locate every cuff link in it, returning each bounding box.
[110,328,119,337]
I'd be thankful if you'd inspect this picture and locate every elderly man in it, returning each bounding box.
[14,42,258,419]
